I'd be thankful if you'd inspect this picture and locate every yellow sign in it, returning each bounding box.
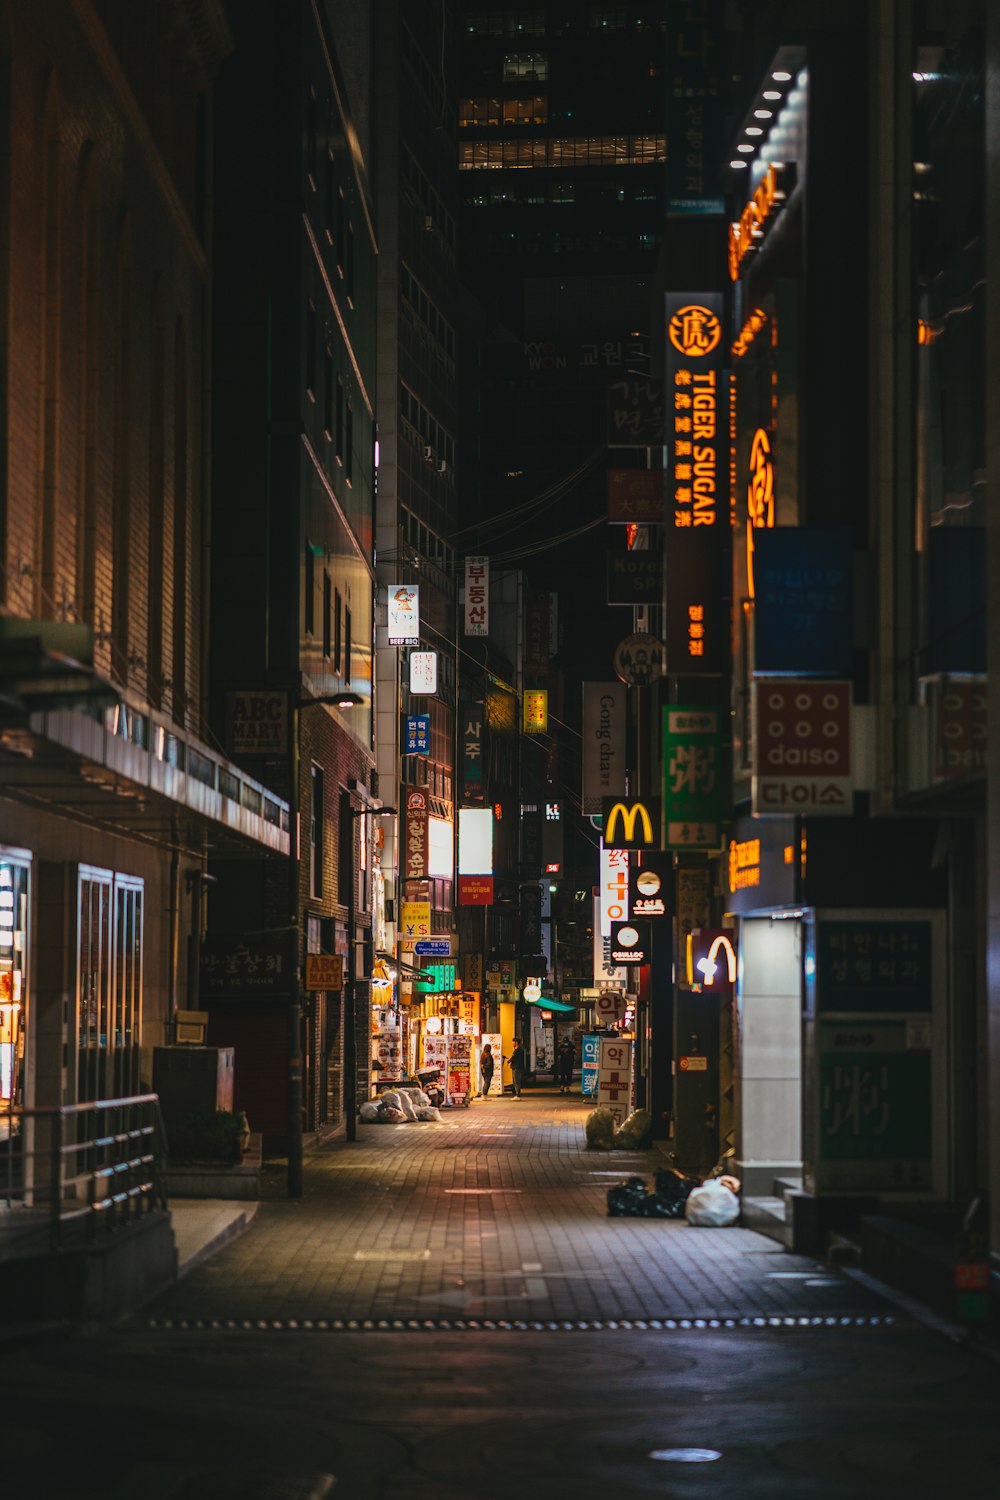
[603,800,655,849]
[667,304,721,358]
[400,900,431,952]
[746,427,775,599]
[304,953,344,991]
[728,838,761,892]
[727,163,792,281]
[523,689,548,733]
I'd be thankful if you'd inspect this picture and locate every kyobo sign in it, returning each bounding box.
[601,797,661,851]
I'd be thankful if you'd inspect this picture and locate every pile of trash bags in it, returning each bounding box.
[358,1088,442,1125]
[606,1167,742,1225]
[585,1106,653,1150]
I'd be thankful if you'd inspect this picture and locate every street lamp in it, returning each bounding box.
[287,688,364,1198]
[344,780,396,1142]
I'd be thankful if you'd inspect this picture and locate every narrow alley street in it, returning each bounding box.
[6,1089,999,1500]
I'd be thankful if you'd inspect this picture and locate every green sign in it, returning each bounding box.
[817,1022,932,1189]
[817,921,932,1012]
[417,962,456,993]
[662,705,725,849]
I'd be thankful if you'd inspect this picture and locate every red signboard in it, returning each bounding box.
[459,875,494,906]
[753,680,852,815]
[934,682,987,780]
[607,469,665,524]
[405,790,428,880]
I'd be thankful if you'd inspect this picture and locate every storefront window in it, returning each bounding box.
[78,867,143,1100]
[0,856,29,1106]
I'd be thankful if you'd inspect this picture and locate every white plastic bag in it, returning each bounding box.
[395,1089,419,1121]
[685,1179,740,1227]
[359,1101,380,1123]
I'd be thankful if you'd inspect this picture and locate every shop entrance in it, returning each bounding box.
[736,916,803,1197]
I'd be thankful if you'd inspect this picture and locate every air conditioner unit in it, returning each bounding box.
[436,459,448,476]
[424,215,434,231]
[422,445,435,462]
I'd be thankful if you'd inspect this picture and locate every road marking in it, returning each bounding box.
[354,1249,431,1262]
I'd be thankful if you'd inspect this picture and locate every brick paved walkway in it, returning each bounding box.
[150,1088,891,1325]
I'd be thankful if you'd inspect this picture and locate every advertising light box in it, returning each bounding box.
[458,808,494,875]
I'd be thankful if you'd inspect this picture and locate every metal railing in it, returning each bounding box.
[1,1093,169,1251]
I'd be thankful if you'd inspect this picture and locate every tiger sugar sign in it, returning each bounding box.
[665,294,727,531]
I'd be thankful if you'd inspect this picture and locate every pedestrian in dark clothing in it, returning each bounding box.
[479,1043,495,1099]
[506,1038,526,1098]
[557,1037,575,1093]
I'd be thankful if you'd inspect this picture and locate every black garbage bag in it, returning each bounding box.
[606,1175,649,1217]
[653,1166,700,1215]
[639,1189,686,1218]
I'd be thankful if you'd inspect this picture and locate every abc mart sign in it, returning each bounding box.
[752,679,852,815]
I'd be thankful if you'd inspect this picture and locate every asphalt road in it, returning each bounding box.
[6,1090,997,1499]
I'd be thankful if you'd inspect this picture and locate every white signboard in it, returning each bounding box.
[464,556,489,636]
[753,679,853,815]
[582,682,627,814]
[409,650,438,694]
[593,897,627,986]
[388,584,420,644]
[598,840,630,937]
[597,1037,633,1126]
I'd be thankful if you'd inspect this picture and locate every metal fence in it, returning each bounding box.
[1,1093,168,1251]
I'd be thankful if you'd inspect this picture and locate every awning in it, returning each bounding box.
[526,996,577,1013]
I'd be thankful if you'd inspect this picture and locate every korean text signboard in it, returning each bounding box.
[662,705,725,849]
[607,377,664,446]
[608,549,663,605]
[400,900,431,953]
[665,293,727,530]
[665,531,723,673]
[201,937,290,1000]
[405,714,430,755]
[607,469,664,524]
[666,0,725,215]
[816,921,932,1013]
[404,791,428,882]
[409,651,437,694]
[597,1037,634,1126]
[461,702,484,800]
[599,841,630,937]
[582,682,626,814]
[593,897,627,987]
[753,680,852,815]
[464,556,489,636]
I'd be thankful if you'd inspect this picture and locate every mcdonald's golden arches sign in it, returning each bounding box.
[601,796,661,851]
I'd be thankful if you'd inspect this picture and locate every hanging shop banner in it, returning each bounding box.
[931,680,987,781]
[387,584,420,644]
[404,791,428,881]
[629,853,673,919]
[523,689,548,734]
[753,527,853,676]
[607,377,665,446]
[399,899,431,953]
[464,556,489,636]
[610,920,651,966]
[607,549,663,606]
[752,679,852,815]
[607,469,665,524]
[665,530,724,674]
[613,632,665,687]
[582,682,627,813]
[409,651,438,694]
[666,0,725,215]
[662,705,725,849]
[599,841,630,937]
[593,900,627,988]
[405,714,430,755]
[460,701,484,801]
[524,590,550,674]
[458,875,494,905]
[602,796,661,852]
[665,292,727,531]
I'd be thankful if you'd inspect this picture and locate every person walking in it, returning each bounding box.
[505,1037,526,1098]
[556,1037,575,1093]
[479,1043,495,1099]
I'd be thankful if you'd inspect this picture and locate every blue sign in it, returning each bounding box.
[414,939,452,957]
[753,527,853,676]
[581,1033,601,1096]
[405,714,430,755]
